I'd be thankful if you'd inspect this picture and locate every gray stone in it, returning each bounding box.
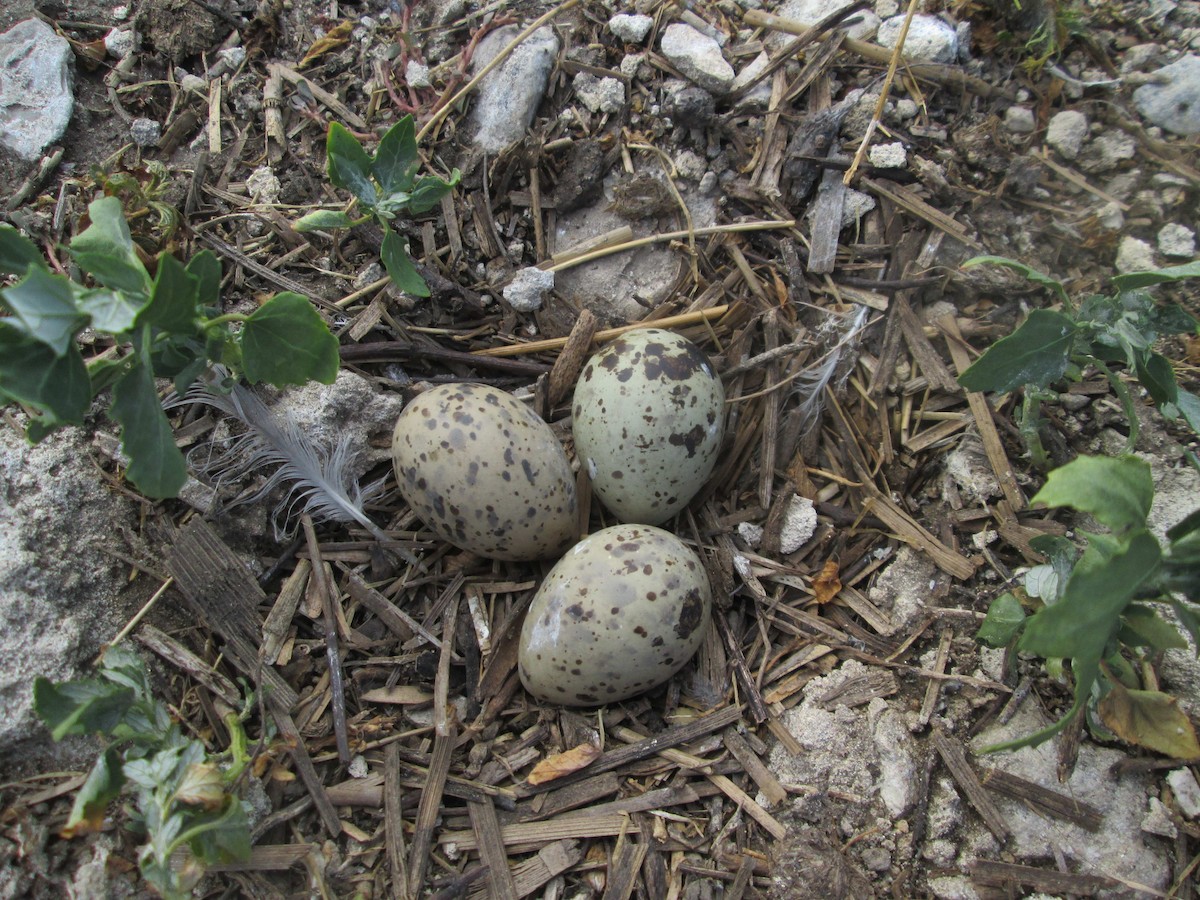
[769,0,879,44]
[129,117,160,148]
[609,13,654,43]
[1045,109,1088,159]
[660,23,734,95]
[1134,55,1200,135]
[867,546,936,633]
[779,495,817,554]
[573,72,625,114]
[469,26,559,153]
[1115,236,1156,273]
[1157,222,1196,258]
[663,79,715,124]
[1168,768,1200,818]
[1079,132,1137,173]
[1003,105,1036,134]
[406,60,431,90]
[731,51,773,107]
[876,14,958,64]
[0,18,74,160]
[103,26,134,59]
[502,266,555,312]
[868,141,907,168]
[973,703,1169,893]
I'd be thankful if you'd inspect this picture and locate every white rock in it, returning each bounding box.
[868,141,906,168]
[1096,200,1125,231]
[502,266,555,312]
[573,73,625,114]
[247,166,281,203]
[1115,236,1156,274]
[1157,223,1196,258]
[469,26,559,152]
[103,26,134,58]
[348,755,370,779]
[1142,797,1178,838]
[1003,105,1036,134]
[779,494,818,554]
[771,0,879,44]
[868,697,919,816]
[1080,132,1136,173]
[841,188,876,227]
[674,149,706,181]
[868,546,936,633]
[0,18,74,160]
[1045,109,1088,159]
[736,522,764,548]
[609,13,654,43]
[1168,768,1200,818]
[180,73,208,94]
[1134,55,1200,135]
[406,60,432,89]
[129,117,160,148]
[731,51,773,107]
[660,23,735,95]
[619,53,645,79]
[876,14,958,64]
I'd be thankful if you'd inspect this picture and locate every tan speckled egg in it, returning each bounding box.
[518,525,712,706]
[391,383,578,561]
[572,329,724,525]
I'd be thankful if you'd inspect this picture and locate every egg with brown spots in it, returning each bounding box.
[391,383,578,561]
[572,329,724,525]
[518,524,712,706]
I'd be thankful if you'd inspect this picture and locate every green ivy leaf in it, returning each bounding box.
[1173,601,1200,651]
[0,322,91,430]
[239,292,339,386]
[294,209,358,232]
[1147,301,1200,337]
[1168,508,1200,543]
[1119,603,1189,652]
[141,253,199,332]
[405,169,460,215]
[77,288,143,334]
[1019,529,1162,664]
[0,265,89,355]
[185,251,223,311]
[380,229,429,296]
[1135,350,1179,407]
[183,796,252,865]
[69,196,152,299]
[1031,455,1153,533]
[1110,260,1200,291]
[61,747,126,838]
[372,115,419,195]
[976,592,1026,647]
[1175,389,1200,434]
[33,676,134,741]
[958,309,1076,394]
[982,656,1099,753]
[110,355,188,498]
[326,122,377,209]
[0,223,47,276]
[962,255,1071,305]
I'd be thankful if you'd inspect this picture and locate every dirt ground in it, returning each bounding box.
[1,0,1199,897]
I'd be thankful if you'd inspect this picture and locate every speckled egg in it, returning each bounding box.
[518,524,712,706]
[391,383,578,561]
[572,329,724,525]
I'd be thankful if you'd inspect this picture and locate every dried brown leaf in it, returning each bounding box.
[298,21,353,68]
[526,742,601,786]
[812,559,842,605]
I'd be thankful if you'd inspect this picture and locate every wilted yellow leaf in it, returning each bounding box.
[811,560,841,605]
[298,21,354,68]
[1098,682,1200,759]
[526,742,601,785]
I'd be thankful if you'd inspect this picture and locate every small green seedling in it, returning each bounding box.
[0,196,339,498]
[295,115,460,297]
[34,646,254,898]
[958,256,1200,466]
[977,454,1200,755]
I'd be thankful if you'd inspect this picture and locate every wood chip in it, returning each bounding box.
[932,727,1010,840]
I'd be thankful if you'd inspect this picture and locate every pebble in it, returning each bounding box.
[502,266,555,312]
[731,51,773,107]
[1045,109,1088,159]
[103,26,134,58]
[771,0,879,43]
[860,847,892,873]
[1168,768,1200,818]
[1158,223,1196,258]
[1133,54,1200,135]
[1003,105,1036,134]
[1115,236,1156,273]
[1142,797,1179,839]
[893,97,919,120]
[674,149,706,181]
[1079,132,1137,173]
[876,14,959,64]
[660,23,735,95]
[698,170,719,195]
[247,166,281,204]
[573,73,625,114]
[663,79,715,124]
[868,141,907,168]
[129,117,160,148]
[737,521,764,548]
[469,26,559,152]
[180,72,208,94]
[0,18,74,161]
[780,495,818,555]
[406,60,431,90]
[620,53,645,79]
[1098,199,1127,231]
[609,12,654,43]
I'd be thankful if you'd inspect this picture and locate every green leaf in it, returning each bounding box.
[405,169,460,215]
[140,253,199,332]
[1173,601,1200,651]
[958,309,1076,394]
[69,196,151,298]
[1110,260,1200,291]
[380,229,429,296]
[77,288,143,334]
[110,356,188,498]
[88,355,131,396]
[181,797,251,865]
[61,747,126,838]
[1019,529,1162,663]
[977,592,1026,647]
[326,122,377,208]
[1031,454,1153,533]
[185,251,222,311]
[293,209,358,232]
[0,266,89,355]
[1119,604,1188,652]
[1175,389,1200,434]
[982,656,1098,753]
[372,115,419,195]
[1148,301,1200,337]
[239,292,339,386]
[1097,681,1200,758]
[961,255,1070,305]
[1136,351,1179,407]
[0,322,91,428]
[0,224,47,275]
[33,676,134,741]
[1168,508,1200,543]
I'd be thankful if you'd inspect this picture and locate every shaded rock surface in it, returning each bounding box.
[468,25,559,152]
[1133,54,1200,135]
[0,18,74,160]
